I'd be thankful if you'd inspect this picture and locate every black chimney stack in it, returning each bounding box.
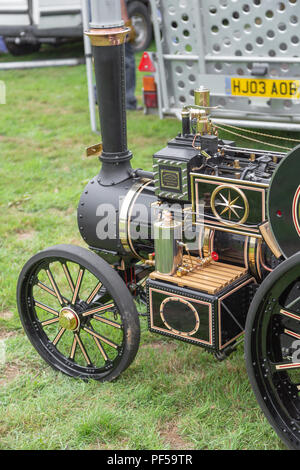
[86,0,132,185]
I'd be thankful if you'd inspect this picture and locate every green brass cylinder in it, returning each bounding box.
[154,211,183,275]
[194,86,210,111]
[190,109,206,135]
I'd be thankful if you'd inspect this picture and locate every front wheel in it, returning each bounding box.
[17,245,140,382]
[245,252,300,449]
[5,40,41,56]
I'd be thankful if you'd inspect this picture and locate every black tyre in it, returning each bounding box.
[128,1,152,52]
[5,40,41,56]
[245,252,300,449]
[17,244,140,382]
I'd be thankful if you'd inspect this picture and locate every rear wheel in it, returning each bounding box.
[245,253,300,449]
[17,244,140,382]
[128,1,152,52]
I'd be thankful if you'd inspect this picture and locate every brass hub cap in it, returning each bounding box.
[59,307,79,331]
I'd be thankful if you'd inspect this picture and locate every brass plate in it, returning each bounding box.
[86,143,103,158]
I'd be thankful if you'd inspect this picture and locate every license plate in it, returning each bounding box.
[226,77,300,99]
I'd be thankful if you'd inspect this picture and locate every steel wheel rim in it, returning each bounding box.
[19,256,126,379]
[250,264,300,446]
[132,14,147,49]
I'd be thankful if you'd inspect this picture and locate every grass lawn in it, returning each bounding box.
[0,41,299,451]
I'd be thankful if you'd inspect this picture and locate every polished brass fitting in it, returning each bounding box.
[85,27,130,47]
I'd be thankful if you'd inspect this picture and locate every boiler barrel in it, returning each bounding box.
[78,177,156,261]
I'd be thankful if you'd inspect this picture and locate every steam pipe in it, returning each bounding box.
[86,0,132,185]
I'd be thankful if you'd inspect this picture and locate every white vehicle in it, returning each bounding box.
[0,0,152,56]
[0,0,82,55]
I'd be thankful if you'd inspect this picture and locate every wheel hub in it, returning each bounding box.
[59,307,79,331]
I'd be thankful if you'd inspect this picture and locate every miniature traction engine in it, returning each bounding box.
[17,0,300,450]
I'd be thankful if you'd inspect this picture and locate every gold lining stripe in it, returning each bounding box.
[41,318,59,327]
[280,309,300,321]
[244,237,249,270]
[284,329,300,340]
[218,278,255,349]
[75,333,91,365]
[149,287,213,346]
[193,221,262,238]
[37,282,68,304]
[92,336,108,361]
[83,327,119,350]
[70,336,77,360]
[82,303,115,318]
[34,301,59,316]
[119,179,152,260]
[119,180,149,255]
[72,269,84,305]
[160,297,200,337]
[53,327,66,346]
[62,263,75,293]
[128,180,153,260]
[93,315,122,329]
[190,172,269,188]
[256,239,262,279]
[86,282,102,305]
[46,270,63,305]
[192,174,266,236]
[210,184,250,228]
[276,362,300,370]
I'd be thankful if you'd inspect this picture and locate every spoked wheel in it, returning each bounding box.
[245,252,300,449]
[17,245,140,382]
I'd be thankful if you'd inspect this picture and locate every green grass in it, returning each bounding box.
[0,42,298,450]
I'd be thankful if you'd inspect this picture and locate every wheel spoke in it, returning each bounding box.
[41,318,60,327]
[280,308,300,322]
[71,268,84,305]
[82,302,115,318]
[69,336,78,360]
[275,362,300,371]
[46,269,63,306]
[83,327,119,350]
[62,263,75,294]
[286,296,300,310]
[34,300,59,317]
[86,282,103,305]
[53,328,66,346]
[91,335,108,362]
[37,281,69,304]
[74,333,92,366]
[93,315,122,329]
[284,329,300,340]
